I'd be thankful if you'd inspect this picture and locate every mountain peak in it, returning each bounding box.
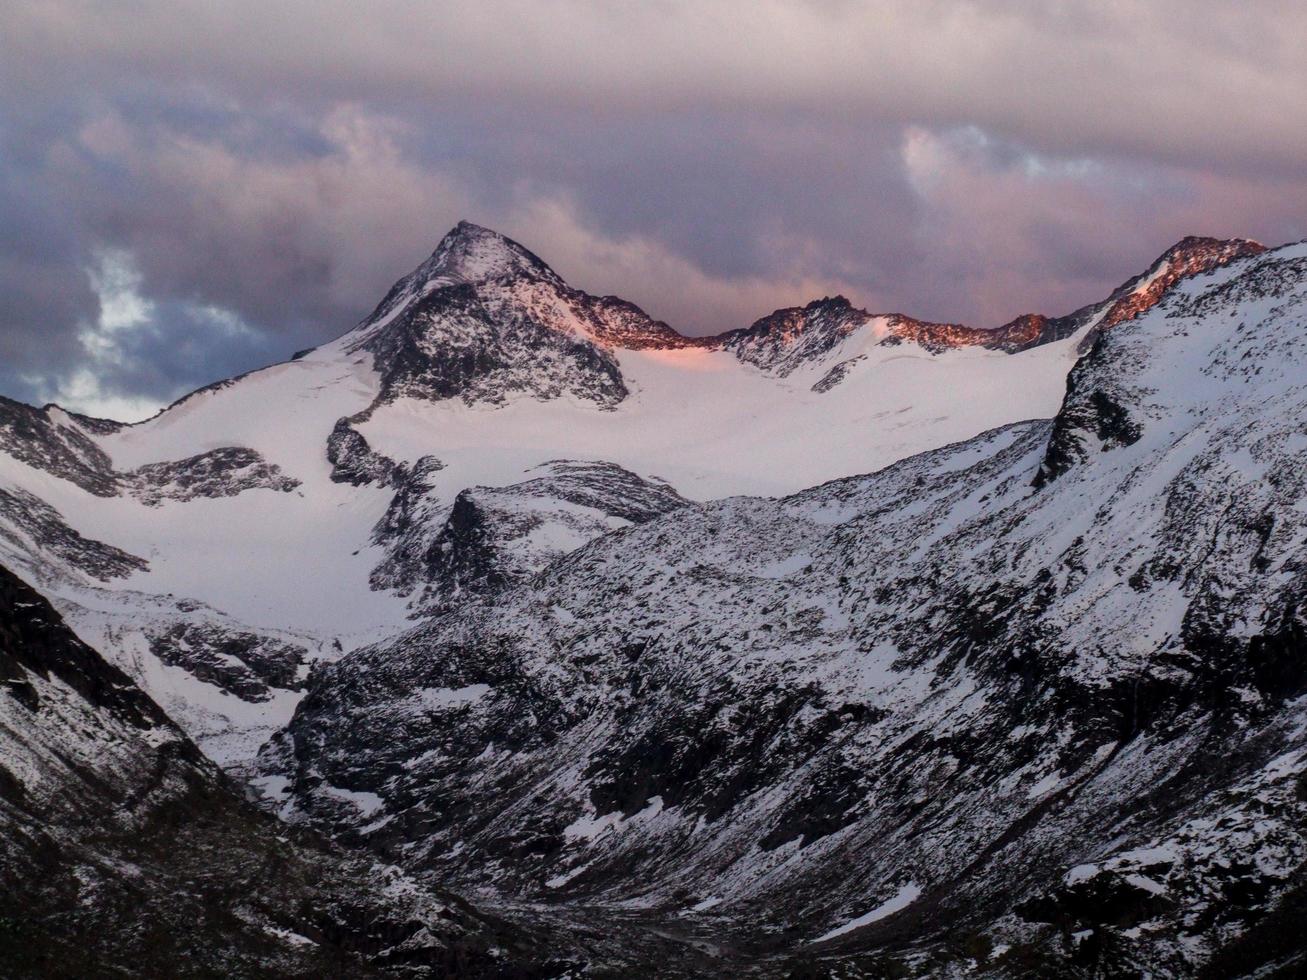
[349,221,563,338]
[1160,234,1265,261]
[422,220,561,289]
[1093,235,1267,334]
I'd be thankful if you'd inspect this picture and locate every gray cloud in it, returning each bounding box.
[0,1,1304,419]
[6,2,1305,172]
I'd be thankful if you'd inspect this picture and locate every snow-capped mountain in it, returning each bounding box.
[1,219,1218,767]
[259,239,1307,975]
[0,219,1297,976]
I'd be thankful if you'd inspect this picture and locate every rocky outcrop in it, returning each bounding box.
[125,446,300,506]
[719,297,870,375]
[148,621,309,702]
[368,454,449,595]
[326,416,400,486]
[1,395,299,508]
[371,459,687,611]
[0,486,147,581]
[0,398,120,496]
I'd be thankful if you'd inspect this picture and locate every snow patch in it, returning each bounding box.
[812,883,922,943]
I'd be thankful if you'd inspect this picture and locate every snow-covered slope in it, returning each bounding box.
[264,239,1307,976]
[0,222,1250,770]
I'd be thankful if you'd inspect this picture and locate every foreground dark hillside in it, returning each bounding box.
[0,563,558,979]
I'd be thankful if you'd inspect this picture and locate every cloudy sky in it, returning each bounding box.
[2,1,1305,420]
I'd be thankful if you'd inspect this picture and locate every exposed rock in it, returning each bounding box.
[720,297,870,375]
[0,486,147,581]
[125,446,300,506]
[368,454,449,595]
[148,622,309,702]
[347,222,692,411]
[326,415,400,487]
[372,459,687,611]
[0,398,119,496]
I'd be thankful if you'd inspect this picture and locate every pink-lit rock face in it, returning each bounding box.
[710,235,1267,368]
[1097,236,1267,331]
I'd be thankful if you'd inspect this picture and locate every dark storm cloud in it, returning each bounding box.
[0,1,1304,418]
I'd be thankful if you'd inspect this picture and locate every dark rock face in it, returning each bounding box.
[0,563,555,978]
[125,446,301,506]
[148,622,309,702]
[1035,240,1276,488]
[0,398,119,496]
[886,311,1042,353]
[422,461,687,606]
[422,490,511,601]
[326,415,400,486]
[0,564,181,733]
[0,486,147,581]
[266,241,1307,976]
[810,355,865,392]
[717,298,1063,374]
[1033,332,1145,487]
[371,459,687,611]
[368,454,448,595]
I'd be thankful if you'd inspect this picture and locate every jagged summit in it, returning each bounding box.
[1159,234,1265,261]
[351,221,563,336]
[424,220,561,288]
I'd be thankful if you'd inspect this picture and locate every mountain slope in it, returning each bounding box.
[264,239,1307,976]
[0,562,557,978]
[0,222,1248,770]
